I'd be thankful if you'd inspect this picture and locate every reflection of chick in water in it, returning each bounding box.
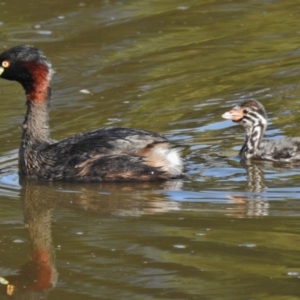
[0,178,182,298]
[228,162,269,217]
[243,161,266,193]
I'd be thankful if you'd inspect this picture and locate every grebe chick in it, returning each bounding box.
[0,45,184,182]
[222,99,300,162]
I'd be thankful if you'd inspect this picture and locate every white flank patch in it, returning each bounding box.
[167,148,182,166]
[149,145,183,176]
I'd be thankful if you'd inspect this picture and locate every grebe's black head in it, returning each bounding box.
[222,99,267,129]
[0,45,53,102]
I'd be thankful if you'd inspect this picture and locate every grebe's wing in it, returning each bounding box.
[49,127,168,155]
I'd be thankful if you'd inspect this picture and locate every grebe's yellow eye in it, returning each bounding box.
[2,61,10,68]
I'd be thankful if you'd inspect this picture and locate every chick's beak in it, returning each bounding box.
[222,108,244,122]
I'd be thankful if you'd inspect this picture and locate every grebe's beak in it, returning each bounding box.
[0,66,4,76]
[222,108,244,122]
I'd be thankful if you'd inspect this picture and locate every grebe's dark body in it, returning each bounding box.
[0,45,183,182]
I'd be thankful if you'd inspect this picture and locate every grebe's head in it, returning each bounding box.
[0,45,53,102]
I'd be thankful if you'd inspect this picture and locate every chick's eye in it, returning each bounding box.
[243,108,249,114]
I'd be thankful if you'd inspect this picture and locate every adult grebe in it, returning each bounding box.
[0,45,183,182]
[222,99,300,162]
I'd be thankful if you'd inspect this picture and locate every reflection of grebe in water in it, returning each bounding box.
[0,45,184,182]
[0,182,57,299]
[0,178,183,299]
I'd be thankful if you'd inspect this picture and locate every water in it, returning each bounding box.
[0,0,300,299]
